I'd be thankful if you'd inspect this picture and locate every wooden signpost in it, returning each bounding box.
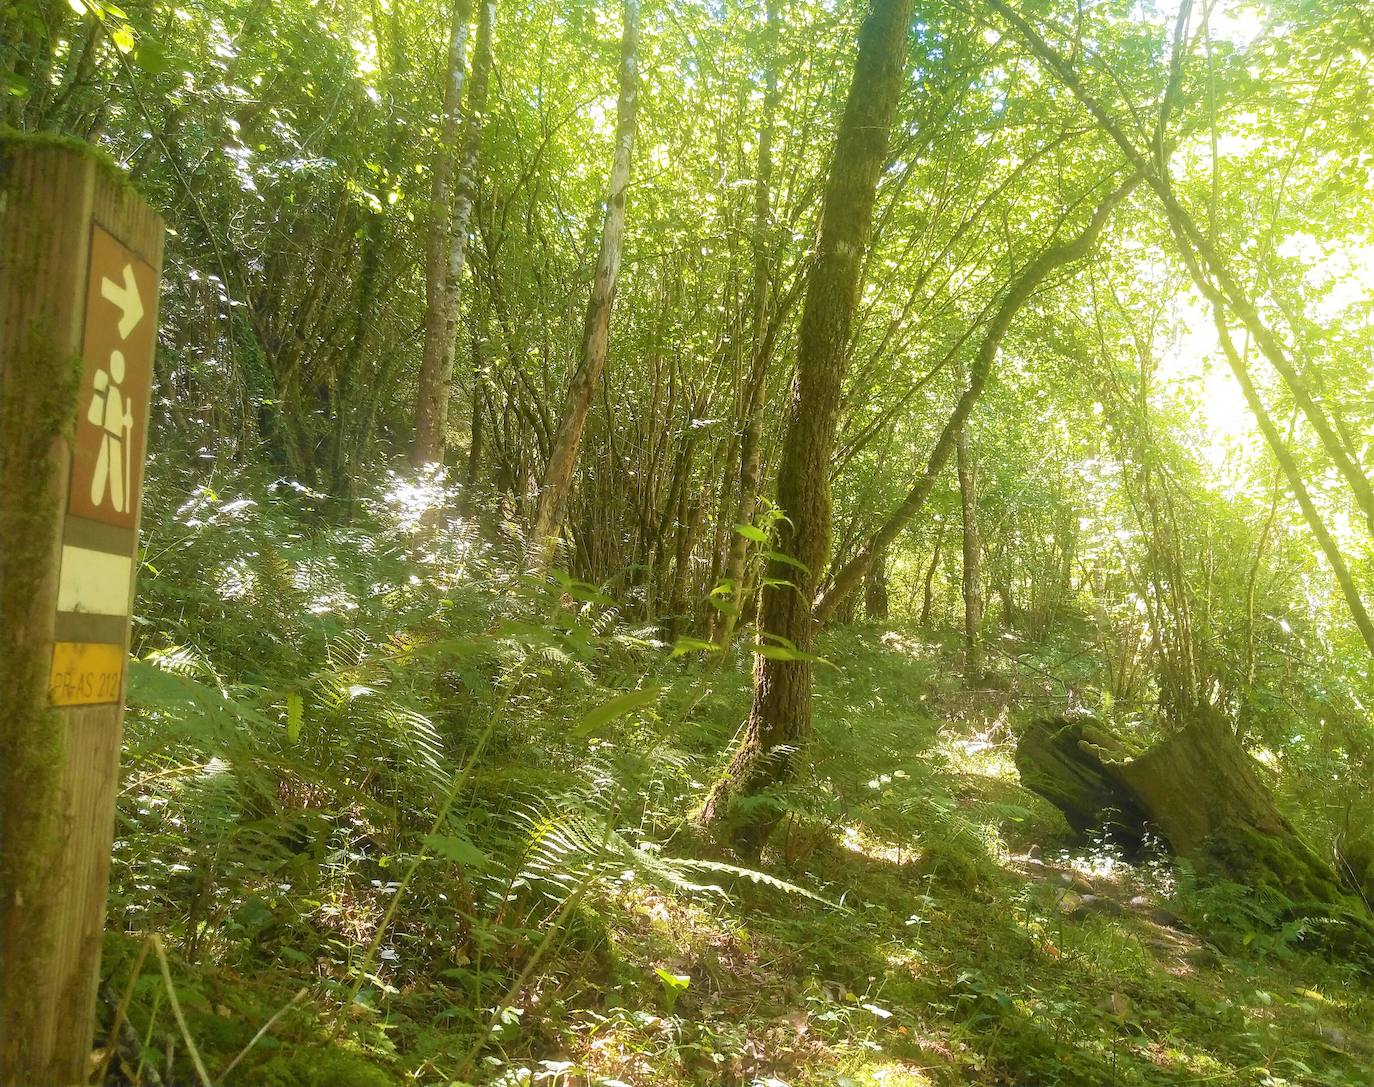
[1,137,163,1085]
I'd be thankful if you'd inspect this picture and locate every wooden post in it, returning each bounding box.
[0,136,163,1085]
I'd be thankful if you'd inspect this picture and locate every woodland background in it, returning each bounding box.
[4,0,1374,1084]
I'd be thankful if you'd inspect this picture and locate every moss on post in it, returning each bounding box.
[1,135,163,1083]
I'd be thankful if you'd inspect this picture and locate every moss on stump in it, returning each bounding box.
[1016,709,1374,963]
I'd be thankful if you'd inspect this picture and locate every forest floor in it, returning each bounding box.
[104,624,1374,1087]
[101,488,1374,1087]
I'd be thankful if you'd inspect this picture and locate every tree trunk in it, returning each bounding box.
[864,542,890,621]
[1205,286,1374,658]
[413,0,494,467]
[667,490,706,642]
[1014,717,1150,848]
[697,0,914,852]
[815,171,1141,622]
[714,0,780,652]
[956,425,983,678]
[526,0,640,565]
[411,0,472,465]
[330,1,410,495]
[1017,713,1374,955]
[919,521,944,626]
[465,288,490,500]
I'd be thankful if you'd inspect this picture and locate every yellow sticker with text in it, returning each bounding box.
[50,641,125,707]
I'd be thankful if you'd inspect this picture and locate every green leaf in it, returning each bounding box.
[764,550,809,573]
[669,857,838,905]
[285,691,303,744]
[671,637,720,657]
[654,967,690,991]
[747,642,799,661]
[746,641,832,666]
[570,686,661,737]
[733,523,768,543]
[423,833,488,868]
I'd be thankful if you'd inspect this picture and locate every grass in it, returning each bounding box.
[98,476,1374,1087]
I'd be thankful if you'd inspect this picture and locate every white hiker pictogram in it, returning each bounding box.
[86,259,145,515]
[88,349,134,513]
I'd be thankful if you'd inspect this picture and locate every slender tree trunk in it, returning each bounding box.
[715,0,780,651]
[330,3,410,496]
[920,522,944,626]
[697,0,914,851]
[413,0,495,467]
[956,426,983,678]
[526,0,640,565]
[996,577,1018,630]
[864,542,890,621]
[668,490,706,641]
[815,171,1140,621]
[465,290,491,498]
[411,0,472,464]
[441,0,494,463]
[1244,474,1282,687]
[1209,306,1374,656]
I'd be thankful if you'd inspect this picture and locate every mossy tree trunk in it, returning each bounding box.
[697,0,915,853]
[1113,713,1348,904]
[1014,717,1149,848]
[864,542,890,621]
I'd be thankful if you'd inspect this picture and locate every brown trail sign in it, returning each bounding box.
[1,137,162,1085]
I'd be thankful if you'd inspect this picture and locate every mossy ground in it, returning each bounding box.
[101,623,1374,1086]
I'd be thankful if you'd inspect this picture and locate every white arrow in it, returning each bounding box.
[101,263,143,339]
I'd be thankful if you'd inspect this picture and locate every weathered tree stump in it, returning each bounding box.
[1111,711,1347,905]
[1016,710,1374,959]
[1013,716,1149,849]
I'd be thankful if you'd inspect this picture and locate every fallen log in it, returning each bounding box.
[1016,710,1374,959]
[1013,716,1149,849]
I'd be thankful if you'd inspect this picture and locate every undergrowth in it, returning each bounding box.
[101,466,1374,1087]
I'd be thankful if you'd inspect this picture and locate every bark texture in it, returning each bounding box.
[698,0,914,851]
[413,0,494,467]
[864,543,890,621]
[1018,712,1374,951]
[526,0,640,564]
[1014,717,1149,847]
[412,0,472,465]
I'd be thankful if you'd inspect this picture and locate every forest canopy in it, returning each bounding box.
[3,0,1374,1083]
